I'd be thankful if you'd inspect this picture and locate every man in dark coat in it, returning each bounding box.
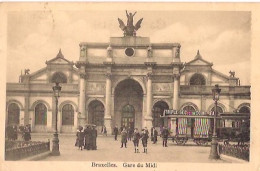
[92,125,97,150]
[133,128,140,153]
[162,127,169,147]
[151,127,154,142]
[141,129,149,154]
[84,126,92,150]
[153,128,158,144]
[114,125,119,141]
[121,128,127,148]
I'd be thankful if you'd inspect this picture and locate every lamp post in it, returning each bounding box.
[52,82,61,156]
[209,84,221,159]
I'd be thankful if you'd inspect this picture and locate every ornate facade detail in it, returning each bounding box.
[86,83,106,93]
[172,73,180,80]
[153,83,172,92]
[175,46,180,58]
[147,45,153,58]
[80,45,87,57]
[105,73,112,79]
[79,73,88,79]
[107,45,113,58]
[146,72,153,80]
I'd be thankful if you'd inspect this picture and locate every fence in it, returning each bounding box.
[5,140,50,161]
[219,144,249,161]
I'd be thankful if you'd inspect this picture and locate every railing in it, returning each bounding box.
[219,144,249,161]
[5,140,50,161]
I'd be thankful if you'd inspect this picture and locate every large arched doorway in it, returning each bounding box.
[114,79,143,130]
[88,100,104,132]
[152,101,169,128]
[34,103,47,132]
[7,103,20,125]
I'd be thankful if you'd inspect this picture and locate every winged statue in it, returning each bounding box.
[118,10,143,36]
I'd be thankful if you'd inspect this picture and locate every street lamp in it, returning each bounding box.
[209,84,221,159]
[52,82,61,156]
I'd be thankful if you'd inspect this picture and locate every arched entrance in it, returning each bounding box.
[88,100,104,132]
[7,103,20,125]
[152,101,169,128]
[114,79,143,130]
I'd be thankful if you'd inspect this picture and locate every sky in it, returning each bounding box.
[7,10,251,85]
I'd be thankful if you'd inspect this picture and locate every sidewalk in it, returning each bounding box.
[29,134,244,163]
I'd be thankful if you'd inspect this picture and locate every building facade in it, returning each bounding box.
[6,35,250,134]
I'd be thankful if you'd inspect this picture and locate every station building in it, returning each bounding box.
[6,31,250,135]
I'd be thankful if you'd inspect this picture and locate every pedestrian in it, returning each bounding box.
[23,126,31,141]
[101,125,107,136]
[92,125,97,150]
[113,125,119,141]
[153,128,158,144]
[75,127,80,147]
[84,125,92,150]
[151,127,154,142]
[127,126,133,141]
[121,128,127,148]
[141,129,149,154]
[77,126,84,150]
[162,126,169,147]
[133,128,140,153]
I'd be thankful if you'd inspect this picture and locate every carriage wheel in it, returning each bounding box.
[176,138,187,145]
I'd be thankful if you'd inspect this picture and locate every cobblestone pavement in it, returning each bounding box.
[32,134,235,162]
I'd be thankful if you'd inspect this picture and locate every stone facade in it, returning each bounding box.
[6,37,250,134]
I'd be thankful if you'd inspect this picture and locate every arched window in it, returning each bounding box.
[239,106,250,113]
[35,103,47,125]
[210,106,224,114]
[153,101,169,127]
[62,104,74,125]
[51,72,67,83]
[88,101,104,126]
[190,73,206,85]
[8,103,20,125]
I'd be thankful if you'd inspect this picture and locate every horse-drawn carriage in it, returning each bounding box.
[163,110,250,146]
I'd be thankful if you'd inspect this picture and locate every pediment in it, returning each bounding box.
[186,58,212,66]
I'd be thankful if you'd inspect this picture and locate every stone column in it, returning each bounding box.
[145,72,153,130]
[172,73,180,136]
[104,73,112,134]
[78,67,87,127]
[173,73,180,110]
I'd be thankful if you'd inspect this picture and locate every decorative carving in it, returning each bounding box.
[153,83,171,92]
[87,83,105,93]
[147,45,153,58]
[105,73,112,79]
[79,73,87,79]
[24,69,30,75]
[118,10,143,36]
[80,45,86,57]
[172,73,180,80]
[107,45,113,58]
[229,70,235,77]
[175,46,180,58]
[146,72,153,79]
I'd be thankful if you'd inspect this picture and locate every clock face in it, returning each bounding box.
[125,47,135,57]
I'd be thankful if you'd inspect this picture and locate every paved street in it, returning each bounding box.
[31,133,235,162]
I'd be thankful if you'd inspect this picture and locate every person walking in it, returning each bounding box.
[92,125,98,150]
[77,126,84,150]
[141,129,149,154]
[133,128,140,153]
[150,127,154,142]
[153,128,158,144]
[113,125,119,141]
[84,126,92,150]
[127,126,133,141]
[121,128,127,148]
[162,126,169,147]
[101,125,107,136]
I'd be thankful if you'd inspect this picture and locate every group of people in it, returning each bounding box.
[6,124,31,141]
[75,125,97,151]
[75,124,170,153]
[119,127,149,153]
